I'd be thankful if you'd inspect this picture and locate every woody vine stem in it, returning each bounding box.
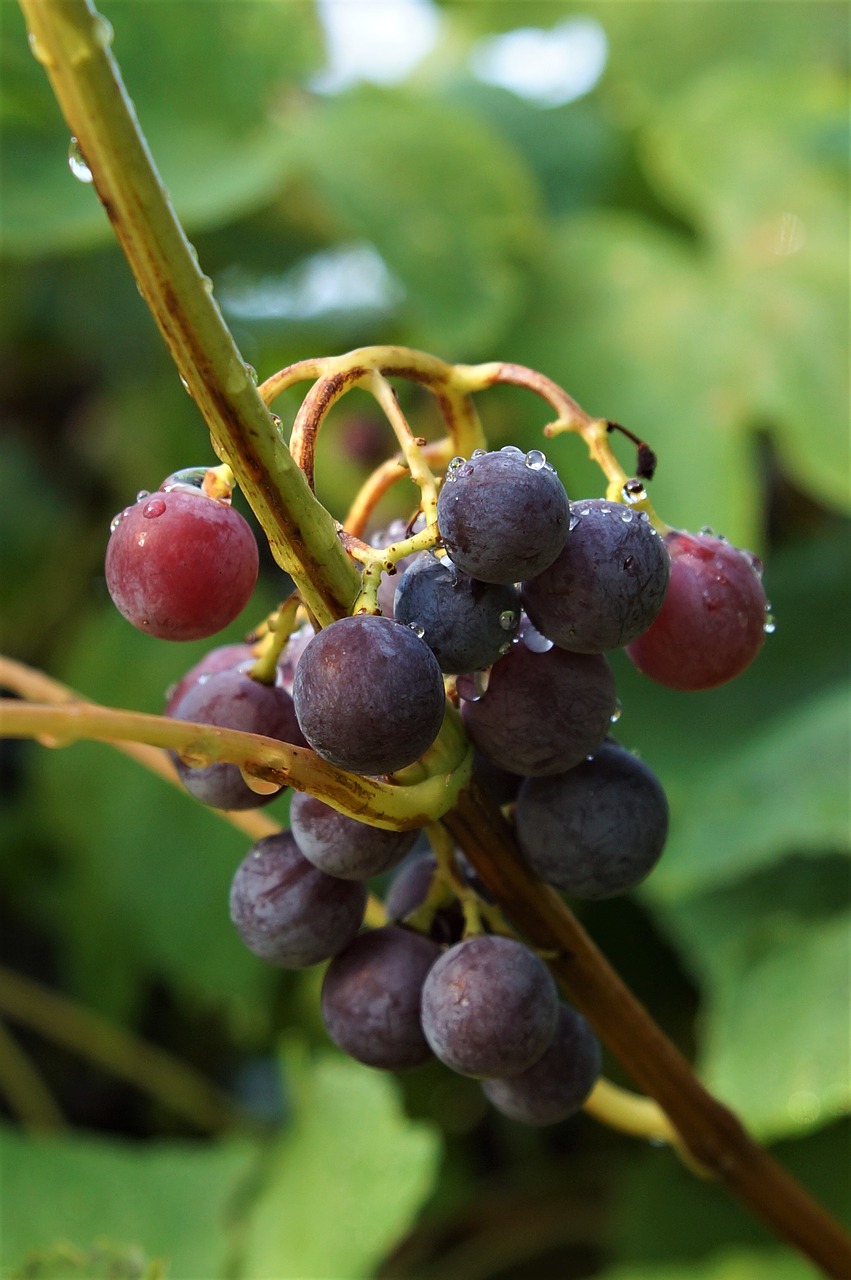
[6,1,850,1276]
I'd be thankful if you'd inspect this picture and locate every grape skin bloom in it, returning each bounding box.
[293,614,446,775]
[420,934,558,1078]
[437,449,570,584]
[521,499,670,653]
[229,832,366,968]
[515,740,670,899]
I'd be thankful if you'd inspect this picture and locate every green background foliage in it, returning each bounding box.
[0,2,848,1277]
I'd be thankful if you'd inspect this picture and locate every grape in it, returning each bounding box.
[436,448,570,584]
[461,632,617,776]
[229,832,366,968]
[514,740,669,899]
[106,488,258,641]
[482,1003,601,1125]
[521,500,669,653]
[293,614,446,775]
[384,850,465,944]
[289,790,419,880]
[420,934,558,1078]
[321,926,441,1069]
[164,642,255,715]
[394,553,520,673]
[625,530,769,690]
[169,666,306,810]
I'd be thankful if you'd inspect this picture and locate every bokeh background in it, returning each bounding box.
[1,2,848,1277]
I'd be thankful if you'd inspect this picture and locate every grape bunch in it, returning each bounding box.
[104,424,770,1130]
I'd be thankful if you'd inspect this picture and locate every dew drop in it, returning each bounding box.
[620,509,634,523]
[500,444,523,456]
[270,414,284,433]
[610,700,622,724]
[135,489,150,503]
[408,623,426,639]
[471,448,487,458]
[569,513,581,532]
[601,506,611,514]
[522,622,553,653]
[161,466,208,493]
[699,525,715,537]
[498,640,512,656]
[763,609,776,635]
[200,274,214,296]
[499,609,518,631]
[524,449,547,471]
[92,14,114,46]
[27,31,54,66]
[239,767,283,796]
[143,497,167,519]
[245,363,259,385]
[577,506,591,518]
[109,511,125,533]
[179,373,192,396]
[67,137,93,183]
[622,480,646,505]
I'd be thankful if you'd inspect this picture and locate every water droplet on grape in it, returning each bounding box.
[471,448,487,458]
[408,623,426,639]
[699,525,715,536]
[620,510,634,523]
[142,497,167,519]
[763,610,776,634]
[601,506,611,514]
[524,449,547,471]
[109,510,126,533]
[577,506,591,518]
[498,640,512,656]
[499,609,518,631]
[610,700,622,724]
[569,513,580,531]
[522,622,553,653]
[161,466,208,493]
[500,445,523,456]
[67,137,93,183]
[135,489,150,503]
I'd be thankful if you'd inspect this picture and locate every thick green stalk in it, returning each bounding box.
[19,0,358,626]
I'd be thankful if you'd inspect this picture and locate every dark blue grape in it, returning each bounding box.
[482,1003,601,1125]
[515,740,669,898]
[521,500,669,653]
[289,791,419,880]
[461,631,617,776]
[420,934,558,1078]
[437,448,569,584]
[384,850,465,944]
[229,832,366,968]
[321,926,441,1069]
[169,667,306,809]
[293,614,446,775]
[394,553,520,673]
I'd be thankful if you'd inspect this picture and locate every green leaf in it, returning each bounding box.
[1,2,322,256]
[647,681,850,904]
[697,910,851,1140]
[238,1046,441,1279]
[600,1248,817,1280]
[0,1125,256,1279]
[281,88,541,353]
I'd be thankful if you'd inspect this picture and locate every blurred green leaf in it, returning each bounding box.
[277,87,540,353]
[0,1,322,256]
[648,681,850,904]
[0,1125,256,1279]
[238,1045,441,1279]
[600,1247,816,1280]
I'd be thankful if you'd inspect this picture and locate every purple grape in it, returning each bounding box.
[164,643,255,715]
[515,741,670,899]
[420,934,558,1078]
[229,832,366,968]
[483,1003,601,1125]
[169,667,306,810]
[461,632,617,776]
[321,926,441,1069]
[293,614,446,775]
[289,791,419,880]
[394,553,520,673]
[106,488,258,640]
[436,448,569,584]
[384,850,465,944]
[521,500,669,653]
